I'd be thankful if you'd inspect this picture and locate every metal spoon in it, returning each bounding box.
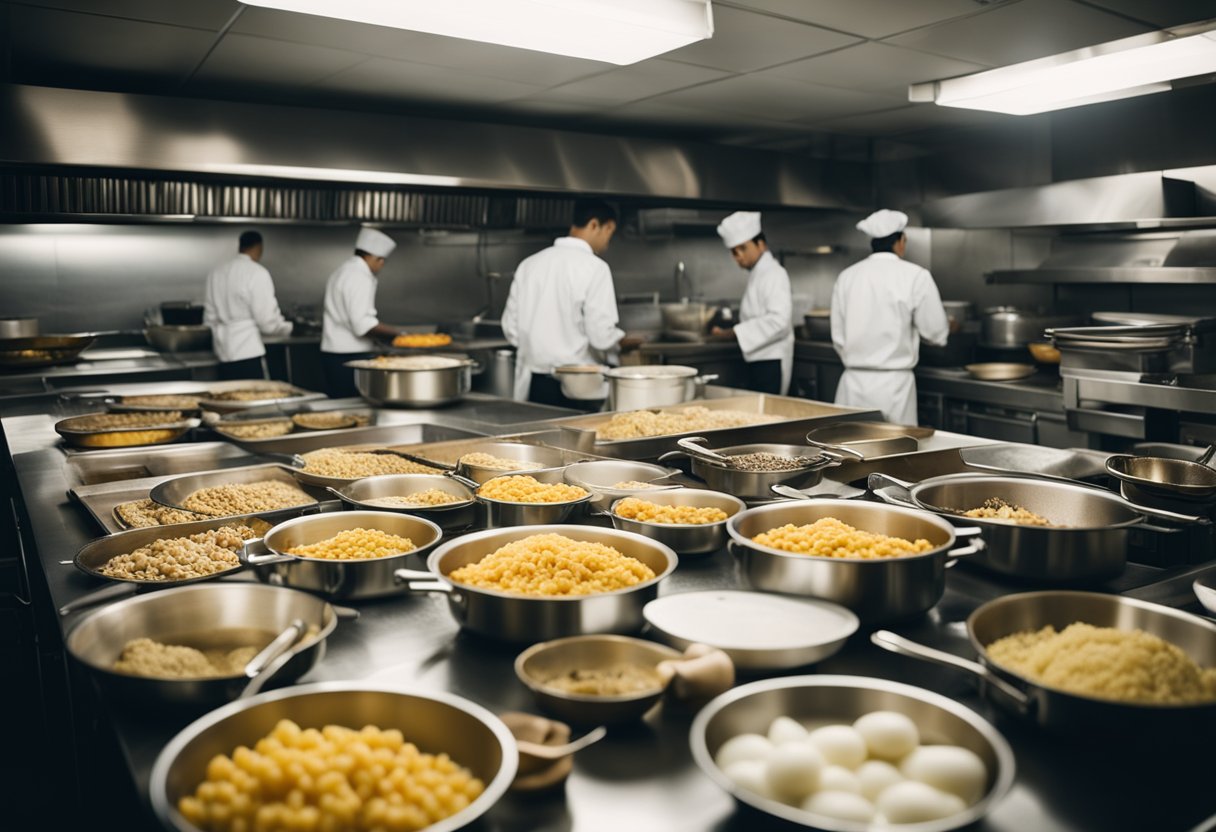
[516,725,607,760]
[240,618,307,698]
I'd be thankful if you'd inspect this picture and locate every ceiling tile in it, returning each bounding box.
[884,0,1152,66]
[1079,0,1216,28]
[522,61,731,108]
[663,5,860,73]
[315,58,545,104]
[588,99,796,134]
[10,6,215,76]
[229,7,605,85]
[193,34,366,85]
[14,0,239,30]
[721,0,987,39]
[768,43,990,98]
[812,103,1018,135]
[649,74,905,122]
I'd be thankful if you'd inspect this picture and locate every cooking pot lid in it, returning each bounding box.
[603,364,698,380]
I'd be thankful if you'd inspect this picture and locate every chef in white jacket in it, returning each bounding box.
[503,199,639,410]
[203,230,293,380]
[710,211,794,394]
[831,209,949,426]
[320,226,400,398]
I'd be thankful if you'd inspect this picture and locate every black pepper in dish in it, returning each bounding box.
[723,452,817,472]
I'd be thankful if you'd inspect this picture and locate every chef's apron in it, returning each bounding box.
[835,368,918,426]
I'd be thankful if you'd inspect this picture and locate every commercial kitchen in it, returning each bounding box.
[2,2,1216,831]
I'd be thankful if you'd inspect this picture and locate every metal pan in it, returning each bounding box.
[149,464,320,513]
[562,459,681,511]
[55,413,200,450]
[285,448,448,490]
[963,362,1037,381]
[443,440,569,484]
[459,470,595,528]
[601,488,744,556]
[1105,445,1216,500]
[660,439,857,500]
[869,472,1206,582]
[805,420,932,459]
[241,511,444,601]
[872,590,1216,744]
[396,525,678,642]
[328,473,477,530]
[0,332,96,368]
[195,382,325,415]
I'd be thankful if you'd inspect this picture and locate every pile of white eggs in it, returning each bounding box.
[713,711,988,825]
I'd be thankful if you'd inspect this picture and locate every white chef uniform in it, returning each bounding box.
[831,210,949,426]
[321,227,396,354]
[202,253,292,363]
[717,211,795,395]
[502,236,625,401]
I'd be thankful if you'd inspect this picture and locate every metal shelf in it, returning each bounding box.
[987,268,1216,284]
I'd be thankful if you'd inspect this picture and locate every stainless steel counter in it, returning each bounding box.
[3,395,1212,831]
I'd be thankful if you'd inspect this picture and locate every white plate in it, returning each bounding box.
[643,590,858,672]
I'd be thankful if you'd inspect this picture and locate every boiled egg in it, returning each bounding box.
[900,745,988,806]
[802,791,876,823]
[767,715,809,746]
[856,759,905,802]
[877,780,967,824]
[764,742,824,803]
[715,733,772,769]
[819,765,862,794]
[853,710,920,761]
[722,760,773,799]
[807,725,868,769]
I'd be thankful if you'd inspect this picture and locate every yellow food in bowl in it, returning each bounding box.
[614,497,727,525]
[392,332,453,348]
[986,622,1216,705]
[75,428,181,448]
[449,533,655,596]
[364,490,465,508]
[285,528,416,560]
[177,719,485,832]
[540,664,664,697]
[477,476,588,504]
[752,517,934,559]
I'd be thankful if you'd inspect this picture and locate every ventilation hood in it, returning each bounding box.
[988,229,1216,284]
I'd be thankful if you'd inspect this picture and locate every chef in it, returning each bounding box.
[320,226,400,398]
[710,211,794,394]
[502,199,638,409]
[202,230,293,380]
[831,209,949,426]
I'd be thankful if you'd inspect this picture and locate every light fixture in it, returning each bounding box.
[239,0,713,65]
[910,17,1216,115]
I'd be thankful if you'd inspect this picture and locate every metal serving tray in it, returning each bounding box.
[546,394,881,461]
[214,421,484,456]
[65,441,253,486]
[149,464,320,513]
[69,464,326,535]
[195,380,327,414]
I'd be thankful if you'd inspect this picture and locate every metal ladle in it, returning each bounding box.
[240,618,307,698]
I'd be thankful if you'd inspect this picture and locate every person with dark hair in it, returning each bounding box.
[502,198,639,409]
[710,211,794,394]
[203,229,293,380]
[830,210,949,425]
[320,226,401,398]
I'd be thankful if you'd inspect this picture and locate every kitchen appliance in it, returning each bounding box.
[982,307,1080,348]
[602,364,716,411]
[160,301,205,326]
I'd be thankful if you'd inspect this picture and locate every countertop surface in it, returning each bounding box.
[3,392,1213,831]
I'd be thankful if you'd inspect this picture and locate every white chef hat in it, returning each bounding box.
[717,211,763,249]
[355,226,397,258]
[856,209,908,238]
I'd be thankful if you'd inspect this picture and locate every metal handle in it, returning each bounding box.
[946,526,986,559]
[240,538,296,566]
[770,484,812,501]
[239,640,302,700]
[657,451,686,466]
[260,452,306,469]
[444,470,480,490]
[394,568,453,595]
[805,437,868,461]
[693,374,720,397]
[870,631,1031,714]
[866,473,918,508]
[677,436,731,464]
[58,581,138,616]
[244,619,306,679]
[398,450,456,471]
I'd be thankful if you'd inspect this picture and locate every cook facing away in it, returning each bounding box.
[831,209,949,426]
[320,226,401,398]
[202,230,293,381]
[502,199,640,410]
[710,211,794,395]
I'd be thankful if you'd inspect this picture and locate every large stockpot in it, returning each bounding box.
[727,499,983,622]
[348,357,476,407]
[661,439,858,500]
[329,473,477,530]
[691,675,1015,832]
[602,364,717,411]
[867,472,1205,582]
[873,591,1216,744]
[64,583,336,711]
[242,511,443,600]
[397,524,678,642]
[981,306,1080,348]
[150,683,517,832]
[602,488,745,556]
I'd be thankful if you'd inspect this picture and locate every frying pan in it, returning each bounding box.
[963,362,1037,381]
[1105,444,1216,501]
[872,590,1216,744]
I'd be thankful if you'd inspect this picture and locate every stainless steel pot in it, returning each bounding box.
[150,683,517,832]
[602,364,717,411]
[727,499,984,622]
[982,306,1080,348]
[691,675,1015,832]
[328,473,477,530]
[398,524,678,642]
[872,590,1216,744]
[349,358,475,407]
[145,324,213,353]
[456,469,594,528]
[242,511,444,600]
[0,317,39,338]
[603,488,745,556]
[661,439,857,500]
[868,472,1205,581]
[562,459,680,511]
[64,583,336,710]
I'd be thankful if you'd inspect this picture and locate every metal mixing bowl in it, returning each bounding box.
[605,488,745,555]
[515,634,680,724]
[691,675,1015,832]
[330,473,477,530]
[563,459,680,511]
[150,683,517,832]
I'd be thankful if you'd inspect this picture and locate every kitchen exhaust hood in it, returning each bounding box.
[987,229,1216,285]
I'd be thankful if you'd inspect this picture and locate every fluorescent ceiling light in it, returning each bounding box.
[910,17,1216,115]
[239,0,713,65]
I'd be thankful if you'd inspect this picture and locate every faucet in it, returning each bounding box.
[673,261,688,303]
